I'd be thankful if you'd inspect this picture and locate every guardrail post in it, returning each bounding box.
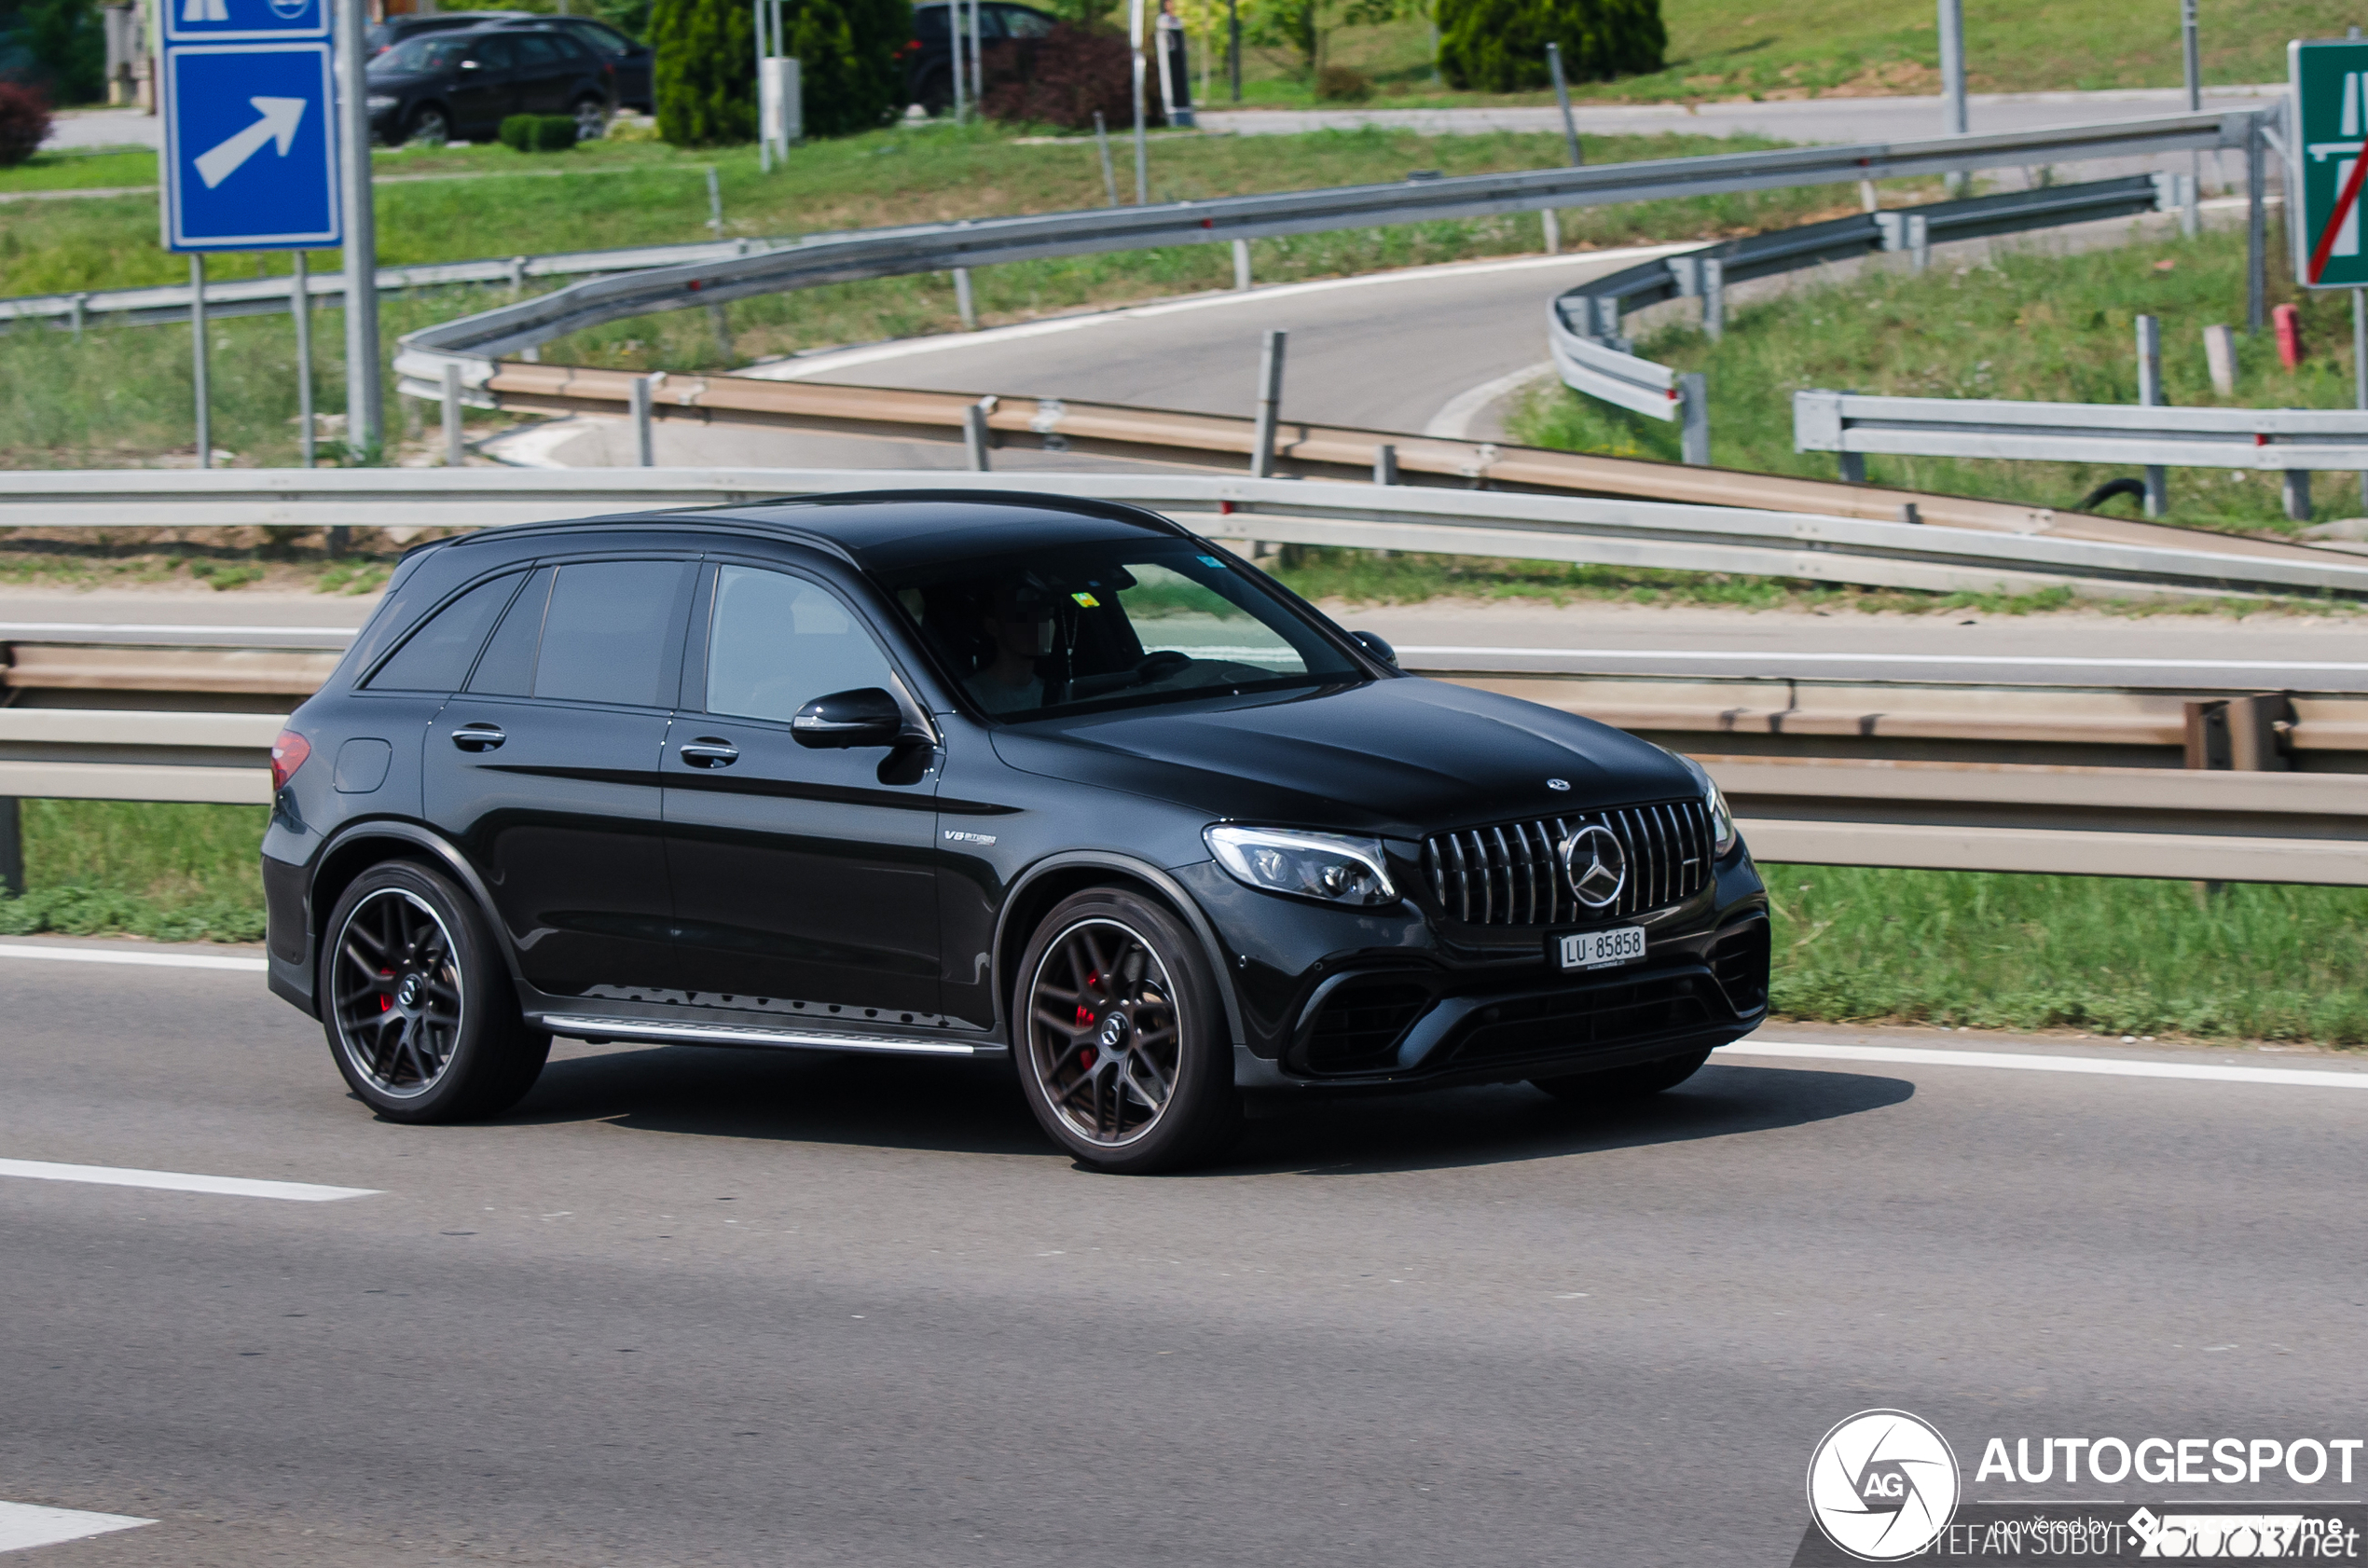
[954,268,976,331]
[2246,115,2266,334]
[1094,112,1120,207]
[1232,239,1251,291]
[2179,171,2199,240]
[1677,373,1710,466]
[1838,451,1865,484]
[2355,289,2368,512]
[2204,323,2237,395]
[1541,208,1560,254]
[707,166,724,239]
[2283,468,2311,521]
[1701,257,1726,341]
[2136,313,2167,517]
[441,362,465,467]
[629,375,654,467]
[293,255,315,471]
[69,292,87,339]
[963,403,993,471]
[1907,213,1931,274]
[1858,179,1879,213]
[0,795,21,899]
[1250,328,1287,479]
[1373,443,1397,485]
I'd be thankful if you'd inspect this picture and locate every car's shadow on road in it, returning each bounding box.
[509,1046,1912,1176]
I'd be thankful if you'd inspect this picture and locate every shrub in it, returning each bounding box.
[652,0,909,144]
[499,113,581,151]
[0,81,52,168]
[1313,63,1371,102]
[978,21,1150,131]
[1438,0,1663,91]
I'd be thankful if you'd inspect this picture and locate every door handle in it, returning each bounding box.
[450,722,506,752]
[679,737,739,769]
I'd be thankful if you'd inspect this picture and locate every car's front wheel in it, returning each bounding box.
[404,103,450,145]
[571,94,609,141]
[1013,888,1237,1174]
[320,861,549,1122]
[1532,1048,1712,1106]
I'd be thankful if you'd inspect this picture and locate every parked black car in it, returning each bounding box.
[487,13,652,113]
[261,494,1770,1172]
[365,23,616,146]
[906,0,1057,116]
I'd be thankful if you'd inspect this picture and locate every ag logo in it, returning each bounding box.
[1806,1410,1960,1561]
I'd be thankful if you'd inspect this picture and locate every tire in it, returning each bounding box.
[1012,888,1238,1174]
[571,95,609,142]
[319,861,550,1123]
[1532,1048,1712,1106]
[916,68,952,117]
[404,103,450,146]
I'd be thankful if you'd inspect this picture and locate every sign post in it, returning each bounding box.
[2292,38,2368,510]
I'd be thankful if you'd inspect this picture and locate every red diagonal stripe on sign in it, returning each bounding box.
[2308,149,2368,284]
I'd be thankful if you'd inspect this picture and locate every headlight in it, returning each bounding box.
[1705,777,1738,855]
[366,94,397,110]
[1205,825,1397,907]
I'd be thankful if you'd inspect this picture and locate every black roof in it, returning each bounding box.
[441,490,1187,571]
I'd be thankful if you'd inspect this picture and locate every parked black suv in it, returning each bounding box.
[906,0,1057,116]
[365,22,616,146]
[487,13,652,112]
[262,494,1769,1172]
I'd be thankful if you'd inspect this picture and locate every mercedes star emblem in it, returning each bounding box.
[1560,823,1628,909]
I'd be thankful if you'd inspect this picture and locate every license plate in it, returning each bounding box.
[1555,926,1646,971]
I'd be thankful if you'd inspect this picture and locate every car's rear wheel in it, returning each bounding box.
[1532,1048,1712,1106]
[321,861,548,1122]
[571,94,609,141]
[1013,888,1236,1174]
[404,103,450,145]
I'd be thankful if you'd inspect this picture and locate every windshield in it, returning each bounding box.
[379,34,469,72]
[876,540,1364,722]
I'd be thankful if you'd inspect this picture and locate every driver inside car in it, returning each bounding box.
[968,585,1057,714]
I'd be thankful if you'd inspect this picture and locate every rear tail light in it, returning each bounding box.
[270,730,311,791]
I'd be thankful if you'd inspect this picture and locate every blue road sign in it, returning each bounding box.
[162,0,327,46]
[159,42,341,252]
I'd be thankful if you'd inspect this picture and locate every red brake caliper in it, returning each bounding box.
[1077,971,1099,1070]
[379,969,394,1012]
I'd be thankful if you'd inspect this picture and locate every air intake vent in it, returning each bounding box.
[1422,801,1711,928]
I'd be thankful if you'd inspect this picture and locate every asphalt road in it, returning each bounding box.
[3,941,2364,1565]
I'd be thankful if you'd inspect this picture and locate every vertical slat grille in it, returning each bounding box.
[1424,799,1712,928]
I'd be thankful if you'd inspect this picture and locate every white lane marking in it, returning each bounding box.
[0,1159,379,1203]
[1423,359,1556,440]
[0,622,361,639]
[0,942,267,972]
[1395,645,2368,673]
[1720,1038,2368,1090]
[742,242,1693,382]
[0,1502,154,1553]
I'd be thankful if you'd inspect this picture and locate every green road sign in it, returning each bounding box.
[2292,37,2368,288]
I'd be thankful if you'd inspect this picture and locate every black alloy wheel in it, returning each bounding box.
[405,103,450,145]
[322,861,549,1122]
[1532,1048,1712,1106]
[571,94,608,141]
[1014,888,1236,1173]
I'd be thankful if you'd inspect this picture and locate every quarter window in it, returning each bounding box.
[706,566,898,723]
[365,572,521,692]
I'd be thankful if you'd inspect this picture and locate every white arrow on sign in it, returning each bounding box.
[192,96,307,189]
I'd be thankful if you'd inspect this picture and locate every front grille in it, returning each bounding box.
[1422,800,1712,927]
[1448,972,1714,1066]
[1710,918,1771,1012]
[1302,980,1432,1074]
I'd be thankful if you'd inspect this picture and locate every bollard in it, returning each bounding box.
[954,267,976,330]
[1232,239,1251,292]
[441,361,465,466]
[1372,443,1397,486]
[1677,373,1710,466]
[629,375,655,467]
[2136,313,2167,516]
[1250,328,1287,479]
[2203,323,2237,395]
[963,403,993,471]
[2274,303,2303,369]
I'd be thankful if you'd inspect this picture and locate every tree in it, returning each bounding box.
[651,0,910,145]
[1437,0,1661,90]
[1246,0,1396,78]
[2,0,105,104]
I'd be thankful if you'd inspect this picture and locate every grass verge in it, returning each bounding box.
[1509,221,2368,537]
[7,805,2363,1049]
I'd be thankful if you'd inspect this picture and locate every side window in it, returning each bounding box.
[999,7,1054,37]
[465,559,692,707]
[513,33,561,63]
[471,35,516,69]
[575,22,630,55]
[915,5,949,36]
[365,572,521,692]
[706,566,897,724]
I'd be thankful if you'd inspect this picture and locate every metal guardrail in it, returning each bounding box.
[1794,390,2368,519]
[0,708,278,804]
[1547,174,2194,464]
[7,467,2368,600]
[384,107,2273,391]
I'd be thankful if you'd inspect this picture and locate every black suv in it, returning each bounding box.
[365,23,616,146]
[262,494,1770,1173]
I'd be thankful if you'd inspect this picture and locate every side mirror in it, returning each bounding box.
[1350,629,1397,667]
[792,687,926,750]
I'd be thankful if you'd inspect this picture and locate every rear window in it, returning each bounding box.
[468,560,692,708]
[365,572,523,693]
